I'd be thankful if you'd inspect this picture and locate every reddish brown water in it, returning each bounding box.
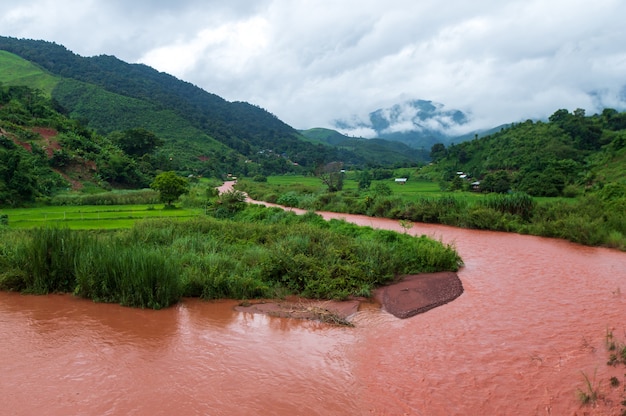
[2,190,626,415]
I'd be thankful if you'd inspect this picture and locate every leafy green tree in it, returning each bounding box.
[316,161,344,192]
[150,171,189,207]
[111,128,163,158]
[372,182,392,197]
[430,143,447,161]
[358,170,372,190]
[481,171,511,194]
[210,189,247,218]
[450,175,464,191]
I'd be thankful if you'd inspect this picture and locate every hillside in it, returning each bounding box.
[0,50,60,94]
[421,108,626,196]
[0,83,155,205]
[0,38,306,173]
[300,127,428,166]
[0,37,423,174]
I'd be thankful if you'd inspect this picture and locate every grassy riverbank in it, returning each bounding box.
[236,175,626,250]
[0,204,462,309]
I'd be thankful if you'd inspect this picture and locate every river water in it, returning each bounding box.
[1,190,625,415]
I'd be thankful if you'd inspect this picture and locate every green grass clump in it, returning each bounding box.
[577,370,600,405]
[16,227,87,294]
[0,204,462,308]
[75,242,181,309]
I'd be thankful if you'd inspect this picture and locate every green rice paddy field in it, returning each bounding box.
[1,205,203,229]
[265,175,484,201]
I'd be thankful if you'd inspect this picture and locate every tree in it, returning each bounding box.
[481,171,511,194]
[357,170,372,190]
[150,171,189,207]
[430,143,447,161]
[316,161,344,192]
[111,128,163,158]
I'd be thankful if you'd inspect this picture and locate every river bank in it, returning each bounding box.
[219,181,465,322]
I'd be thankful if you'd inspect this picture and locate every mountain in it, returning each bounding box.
[0,36,423,176]
[300,127,428,166]
[334,99,474,149]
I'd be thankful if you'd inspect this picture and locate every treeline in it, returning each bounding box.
[236,171,626,250]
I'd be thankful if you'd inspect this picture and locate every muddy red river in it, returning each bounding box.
[2,188,626,415]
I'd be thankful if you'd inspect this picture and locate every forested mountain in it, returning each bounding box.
[0,36,423,177]
[423,108,626,196]
[299,127,429,166]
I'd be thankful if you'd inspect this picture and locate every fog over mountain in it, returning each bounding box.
[334,99,476,148]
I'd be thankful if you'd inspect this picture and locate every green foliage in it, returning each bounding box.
[430,143,447,161]
[372,182,392,197]
[209,189,247,218]
[239,174,625,250]
[50,189,159,206]
[15,227,86,294]
[150,171,189,206]
[480,170,511,193]
[0,50,60,95]
[357,170,372,190]
[316,161,344,192]
[480,193,535,219]
[424,110,626,198]
[0,36,377,176]
[75,241,181,309]
[276,191,300,207]
[0,207,462,305]
[300,127,427,166]
[110,128,163,158]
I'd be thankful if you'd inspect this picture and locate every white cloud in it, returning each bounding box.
[1,0,625,131]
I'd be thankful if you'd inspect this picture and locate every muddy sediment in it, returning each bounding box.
[235,272,463,322]
[373,272,463,318]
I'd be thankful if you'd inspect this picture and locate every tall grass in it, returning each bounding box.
[50,189,159,206]
[75,242,181,309]
[16,227,87,294]
[0,206,463,306]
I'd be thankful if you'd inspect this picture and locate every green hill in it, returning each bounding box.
[0,50,59,94]
[423,109,626,196]
[0,37,423,174]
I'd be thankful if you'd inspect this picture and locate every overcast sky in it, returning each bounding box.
[2,0,625,132]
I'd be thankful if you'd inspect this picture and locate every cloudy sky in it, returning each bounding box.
[1,0,625,133]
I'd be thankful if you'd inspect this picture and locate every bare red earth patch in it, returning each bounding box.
[373,272,463,318]
[235,272,463,323]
